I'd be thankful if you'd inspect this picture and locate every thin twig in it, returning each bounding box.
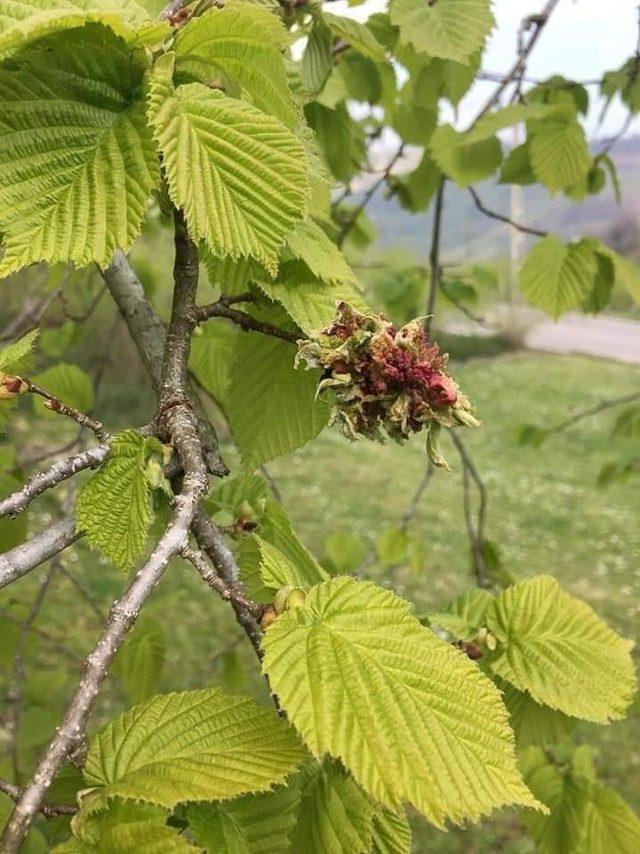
[196,302,298,344]
[450,431,488,588]
[0,445,108,518]
[0,779,75,818]
[468,186,547,237]
[400,461,434,533]
[181,546,262,619]
[0,518,81,591]
[21,379,108,442]
[542,390,640,437]
[425,181,446,338]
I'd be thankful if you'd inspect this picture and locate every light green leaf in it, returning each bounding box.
[598,244,640,304]
[83,688,304,810]
[203,251,264,296]
[187,784,300,853]
[394,150,442,212]
[519,236,597,318]
[75,430,152,571]
[256,261,368,335]
[174,5,295,127]
[446,587,493,629]
[0,0,148,60]
[0,329,38,373]
[0,25,158,276]
[113,617,166,705]
[371,807,412,854]
[324,12,386,62]
[149,53,308,276]
[304,101,362,183]
[290,760,374,854]
[430,124,502,187]
[499,142,536,185]
[302,21,333,96]
[323,529,367,574]
[53,800,198,853]
[501,683,576,749]
[486,575,637,722]
[286,220,356,286]
[226,332,329,468]
[33,363,94,413]
[529,118,592,193]
[262,576,542,827]
[390,0,494,62]
[251,535,328,594]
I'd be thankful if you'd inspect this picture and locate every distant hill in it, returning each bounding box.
[362,136,640,262]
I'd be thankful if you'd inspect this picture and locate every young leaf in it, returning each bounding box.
[519,236,597,318]
[187,784,300,854]
[0,25,158,276]
[246,536,328,599]
[290,760,375,854]
[149,53,309,275]
[0,329,39,373]
[390,0,494,63]
[486,575,637,722]
[581,785,640,854]
[226,333,329,469]
[261,576,542,827]
[53,800,198,853]
[598,244,640,304]
[75,430,152,571]
[113,617,166,705]
[500,683,576,749]
[174,4,295,127]
[529,118,592,193]
[302,21,333,96]
[83,688,304,810]
[430,125,502,186]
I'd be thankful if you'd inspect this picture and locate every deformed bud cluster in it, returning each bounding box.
[297,303,479,468]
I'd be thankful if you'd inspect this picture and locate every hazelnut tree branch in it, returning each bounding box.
[196,301,298,344]
[0,779,75,819]
[0,518,81,591]
[467,186,548,237]
[450,431,489,588]
[18,380,108,442]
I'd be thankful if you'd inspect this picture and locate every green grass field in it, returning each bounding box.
[1,349,638,852]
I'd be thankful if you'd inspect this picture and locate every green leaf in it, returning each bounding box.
[519,236,597,318]
[33,364,94,413]
[226,332,329,469]
[486,575,637,722]
[393,150,442,212]
[375,527,408,566]
[324,12,386,62]
[501,683,576,749]
[83,688,304,810]
[53,800,198,853]
[203,251,265,295]
[447,587,493,629]
[529,118,592,193]
[581,785,640,854]
[113,617,166,705]
[430,124,502,187]
[371,807,412,854]
[323,529,367,574]
[390,0,494,62]
[75,430,152,571]
[187,783,299,853]
[499,142,536,185]
[302,21,333,96]
[305,101,362,184]
[290,760,374,854]
[189,321,240,406]
[149,53,308,276]
[0,0,148,60]
[0,329,38,373]
[286,220,357,286]
[598,244,640,304]
[262,576,541,827]
[174,5,295,127]
[0,25,158,276]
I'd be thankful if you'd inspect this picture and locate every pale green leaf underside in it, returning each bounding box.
[174,4,295,127]
[290,760,374,854]
[0,25,157,276]
[149,53,308,275]
[390,0,494,62]
[226,332,329,469]
[187,784,300,854]
[487,575,637,722]
[519,236,596,317]
[286,220,357,286]
[75,430,151,571]
[262,577,541,827]
[83,688,304,810]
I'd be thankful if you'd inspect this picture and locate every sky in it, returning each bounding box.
[331,0,640,137]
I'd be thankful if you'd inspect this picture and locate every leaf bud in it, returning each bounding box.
[286,587,307,609]
[0,372,28,399]
[273,585,293,615]
[260,604,278,631]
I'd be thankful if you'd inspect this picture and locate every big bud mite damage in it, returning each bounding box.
[297,303,479,468]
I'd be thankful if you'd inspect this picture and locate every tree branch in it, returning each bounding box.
[0,779,75,818]
[0,518,81,591]
[196,302,298,344]
[449,431,488,588]
[19,380,108,441]
[542,390,640,437]
[425,180,446,338]
[0,446,108,519]
[468,186,547,237]
[181,545,262,619]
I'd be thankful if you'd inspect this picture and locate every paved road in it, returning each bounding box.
[524,312,640,365]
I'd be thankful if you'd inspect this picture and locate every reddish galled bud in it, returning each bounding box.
[460,641,483,661]
[426,372,458,406]
[0,372,28,399]
[260,604,278,631]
